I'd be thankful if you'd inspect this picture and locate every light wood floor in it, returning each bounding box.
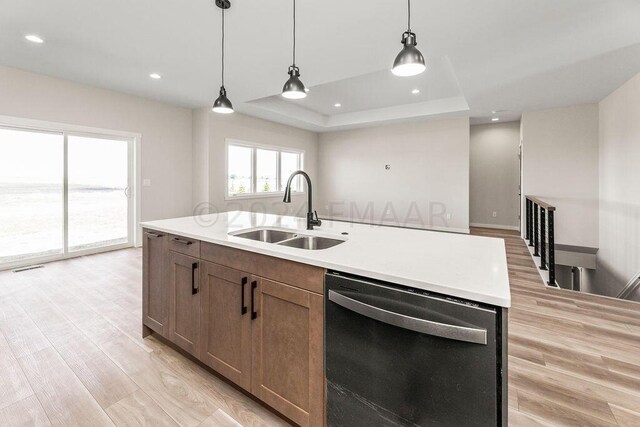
[0,231,639,426]
[471,227,640,426]
[0,250,288,427]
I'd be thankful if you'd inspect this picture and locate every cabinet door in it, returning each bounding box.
[251,278,324,427]
[167,251,201,355]
[142,229,168,337]
[199,261,252,391]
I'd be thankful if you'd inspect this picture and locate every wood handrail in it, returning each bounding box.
[525,196,556,211]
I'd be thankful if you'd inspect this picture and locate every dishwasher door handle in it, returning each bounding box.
[328,290,487,345]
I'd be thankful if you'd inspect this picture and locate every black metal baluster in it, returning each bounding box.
[528,199,532,242]
[525,199,530,240]
[548,210,556,286]
[528,200,535,247]
[540,208,547,270]
[533,203,539,255]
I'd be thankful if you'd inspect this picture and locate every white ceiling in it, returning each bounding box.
[246,56,470,131]
[2,0,640,130]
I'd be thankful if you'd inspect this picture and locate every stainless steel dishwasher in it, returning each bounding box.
[325,271,507,426]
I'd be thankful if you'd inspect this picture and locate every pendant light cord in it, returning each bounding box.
[292,0,296,66]
[407,0,411,31]
[221,7,225,86]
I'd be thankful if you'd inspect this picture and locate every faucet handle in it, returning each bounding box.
[313,210,322,226]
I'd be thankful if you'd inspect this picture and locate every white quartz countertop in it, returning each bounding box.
[141,211,511,308]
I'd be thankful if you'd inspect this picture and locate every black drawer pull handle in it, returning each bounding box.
[251,280,257,320]
[172,238,193,246]
[241,277,248,315]
[191,262,199,295]
[145,232,163,238]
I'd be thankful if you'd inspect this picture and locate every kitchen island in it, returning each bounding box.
[140,211,510,426]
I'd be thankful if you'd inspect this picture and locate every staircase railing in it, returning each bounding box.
[525,196,556,286]
[617,272,640,300]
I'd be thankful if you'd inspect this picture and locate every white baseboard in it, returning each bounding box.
[470,223,520,231]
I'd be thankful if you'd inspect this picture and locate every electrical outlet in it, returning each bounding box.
[143,179,152,187]
[492,211,497,218]
[446,213,452,220]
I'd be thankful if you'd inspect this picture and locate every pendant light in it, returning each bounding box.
[282,0,307,99]
[212,0,234,114]
[391,0,426,77]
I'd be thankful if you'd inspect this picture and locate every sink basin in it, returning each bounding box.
[233,229,298,243]
[278,236,345,250]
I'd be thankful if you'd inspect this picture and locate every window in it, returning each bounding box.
[228,145,253,195]
[256,149,277,193]
[226,141,304,198]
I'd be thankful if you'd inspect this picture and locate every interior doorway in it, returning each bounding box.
[469,121,522,231]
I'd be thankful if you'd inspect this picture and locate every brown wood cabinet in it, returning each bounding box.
[251,277,324,427]
[143,236,325,426]
[167,251,201,355]
[142,229,168,337]
[199,261,253,391]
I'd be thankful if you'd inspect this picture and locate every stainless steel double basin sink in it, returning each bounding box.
[230,228,345,250]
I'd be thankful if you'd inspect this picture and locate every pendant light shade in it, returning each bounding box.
[213,0,234,114]
[282,65,307,99]
[282,0,307,99]
[392,32,426,77]
[391,0,426,77]
[212,86,234,114]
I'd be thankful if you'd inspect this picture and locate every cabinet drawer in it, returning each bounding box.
[167,234,200,257]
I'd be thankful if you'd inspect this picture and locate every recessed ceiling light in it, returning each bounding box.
[149,73,162,80]
[411,89,420,95]
[334,103,341,108]
[25,34,44,44]
[492,117,500,122]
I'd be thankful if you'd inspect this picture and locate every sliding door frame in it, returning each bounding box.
[0,115,141,271]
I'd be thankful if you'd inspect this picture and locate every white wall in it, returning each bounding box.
[0,66,193,232]
[192,108,210,210]
[470,122,521,229]
[593,72,640,297]
[521,104,599,247]
[193,109,319,216]
[316,117,470,233]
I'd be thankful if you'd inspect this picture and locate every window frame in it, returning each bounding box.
[224,139,305,200]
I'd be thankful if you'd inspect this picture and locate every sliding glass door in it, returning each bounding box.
[68,135,131,252]
[0,126,133,269]
[0,127,64,265]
